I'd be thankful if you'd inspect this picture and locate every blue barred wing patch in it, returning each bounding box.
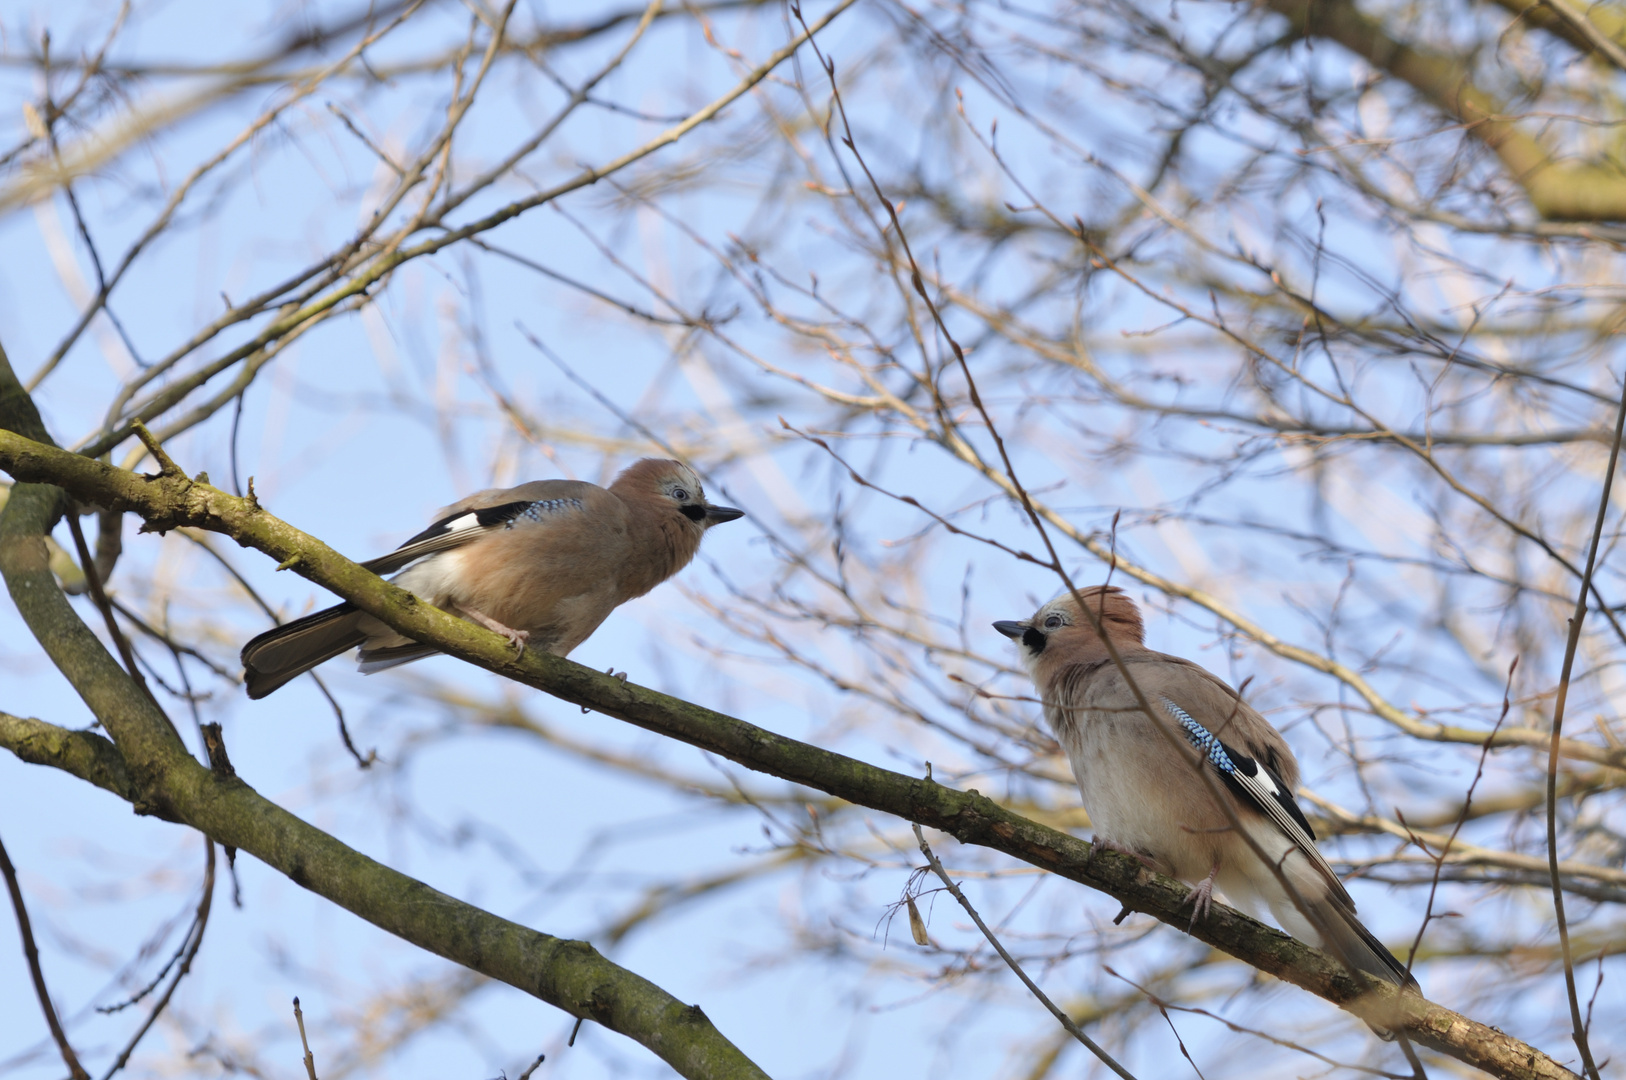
[1163,697,1238,775]
[1161,695,1333,873]
[513,497,584,525]
[361,496,588,576]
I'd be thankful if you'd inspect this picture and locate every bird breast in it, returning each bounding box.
[1048,693,1234,883]
[391,514,628,653]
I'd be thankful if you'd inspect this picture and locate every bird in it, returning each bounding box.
[241,458,743,699]
[994,585,1418,997]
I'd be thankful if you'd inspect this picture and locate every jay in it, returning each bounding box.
[995,586,1417,993]
[241,458,742,699]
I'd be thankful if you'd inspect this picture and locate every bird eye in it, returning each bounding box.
[671,487,690,501]
[1044,614,1063,629]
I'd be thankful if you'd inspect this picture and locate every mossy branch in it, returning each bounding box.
[0,712,141,805]
[0,425,1581,1080]
[0,364,769,1080]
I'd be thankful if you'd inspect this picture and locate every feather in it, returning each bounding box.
[242,604,367,699]
[363,497,587,576]
[1162,696,1416,989]
[239,460,742,697]
[1162,697,1352,907]
[996,585,1420,1016]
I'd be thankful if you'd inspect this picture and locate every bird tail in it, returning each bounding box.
[355,641,442,674]
[1305,899,1418,1040]
[241,603,368,699]
[1317,901,1417,990]
[1266,884,1417,1037]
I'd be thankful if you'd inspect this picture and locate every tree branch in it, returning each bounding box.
[0,361,769,1080]
[1269,0,1626,222]
[0,425,1581,1080]
[0,712,141,805]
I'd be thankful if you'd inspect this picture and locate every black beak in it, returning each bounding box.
[992,620,1027,639]
[705,504,745,525]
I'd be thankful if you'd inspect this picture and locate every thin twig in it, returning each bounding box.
[1541,375,1626,1080]
[98,838,215,1080]
[1104,967,1414,1078]
[1538,0,1626,70]
[911,824,1140,1080]
[793,9,1364,992]
[65,510,155,704]
[294,996,319,1080]
[0,830,90,1080]
[128,418,181,475]
[1405,657,1517,972]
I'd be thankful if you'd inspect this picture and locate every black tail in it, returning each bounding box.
[241,603,367,699]
[1324,905,1418,991]
[1315,902,1419,1040]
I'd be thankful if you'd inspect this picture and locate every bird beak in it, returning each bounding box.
[992,620,1027,639]
[704,504,745,525]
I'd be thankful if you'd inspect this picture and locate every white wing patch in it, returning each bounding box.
[1162,696,1351,906]
[361,496,585,576]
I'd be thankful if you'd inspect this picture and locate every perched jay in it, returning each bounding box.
[241,458,743,699]
[995,586,1417,993]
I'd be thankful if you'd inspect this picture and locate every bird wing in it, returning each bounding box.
[362,480,596,577]
[1160,695,1356,911]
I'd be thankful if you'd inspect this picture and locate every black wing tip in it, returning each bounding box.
[1219,738,1320,843]
[1335,901,1420,993]
[473,500,539,528]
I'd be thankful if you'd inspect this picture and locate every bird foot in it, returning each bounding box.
[1182,863,1221,930]
[459,606,530,654]
[1090,836,1157,871]
[604,667,628,683]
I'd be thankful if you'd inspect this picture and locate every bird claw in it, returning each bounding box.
[491,629,526,656]
[604,667,628,683]
[1182,864,1220,930]
[459,606,529,654]
[1090,836,1157,871]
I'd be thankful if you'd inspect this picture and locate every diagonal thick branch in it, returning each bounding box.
[0,426,1580,1080]
[0,371,769,1080]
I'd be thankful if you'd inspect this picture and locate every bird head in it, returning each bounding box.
[614,459,745,530]
[993,585,1144,675]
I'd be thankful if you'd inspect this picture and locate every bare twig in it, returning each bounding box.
[1541,374,1626,1080]
[98,839,215,1080]
[1405,657,1517,971]
[128,418,180,476]
[294,996,319,1080]
[0,830,90,1080]
[911,823,1139,1080]
[1538,0,1626,70]
[65,510,153,702]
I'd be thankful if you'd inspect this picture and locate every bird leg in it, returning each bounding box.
[1090,836,1157,871]
[454,604,530,653]
[1182,860,1222,929]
